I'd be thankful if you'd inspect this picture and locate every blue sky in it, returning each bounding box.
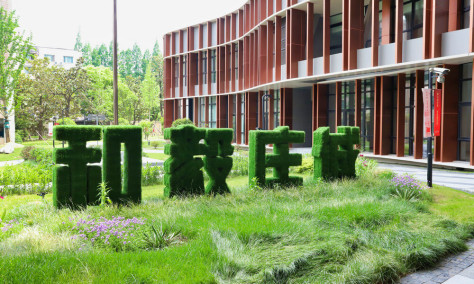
[13,0,246,53]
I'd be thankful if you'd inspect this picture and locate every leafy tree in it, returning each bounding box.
[0,7,33,142]
[16,58,60,137]
[51,58,91,118]
[74,31,83,51]
[141,63,161,120]
[81,43,92,65]
[139,120,153,140]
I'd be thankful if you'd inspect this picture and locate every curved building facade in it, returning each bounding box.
[164,0,474,165]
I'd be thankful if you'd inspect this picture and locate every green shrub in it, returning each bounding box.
[20,146,35,161]
[118,118,129,125]
[0,163,52,195]
[57,117,77,126]
[15,134,23,143]
[171,118,193,128]
[292,154,313,174]
[142,164,164,186]
[20,146,53,165]
[150,141,160,149]
[230,153,249,177]
[355,155,378,177]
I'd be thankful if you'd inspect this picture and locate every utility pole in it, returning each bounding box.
[113,0,119,125]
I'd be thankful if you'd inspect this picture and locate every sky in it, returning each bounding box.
[12,0,247,54]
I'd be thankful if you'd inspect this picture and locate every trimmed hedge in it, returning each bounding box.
[102,126,142,205]
[312,126,360,180]
[163,125,234,197]
[249,126,305,188]
[52,126,102,209]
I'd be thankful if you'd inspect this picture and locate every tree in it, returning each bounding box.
[141,63,161,120]
[16,58,60,137]
[81,43,92,65]
[0,7,33,143]
[74,31,83,51]
[52,58,91,118]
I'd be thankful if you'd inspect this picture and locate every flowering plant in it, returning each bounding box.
[71,216,146,252]
[390,174,427,201]
[355,155,377,177]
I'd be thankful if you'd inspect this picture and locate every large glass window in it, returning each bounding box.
[361,80,374,152]
[202,51,207,84]
[341,82,355,126]
[328,84,336,132]
[210,50,217,83]
[174,57,179,88]
[209,96,217,128]
[234,44,239,81]
[274,90,280,129]
[199,98,206,127]
[330,13,342,54]
[463,0,470,29]
[182,56,187,87]
[232,95,236,142]
[402,0,423,40]
[281,18,286,65]
[459,63,472,162]
[404,74,416,156]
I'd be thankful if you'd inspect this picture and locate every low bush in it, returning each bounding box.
[230,153,249,177]
[142,164,164,186]
[21,146,53,165]
[390,174,428,201]
[150,141,160,149]
[171,118,193,128]
[355,155,378,177]
[0,163,52,195]
[293,154,313,174]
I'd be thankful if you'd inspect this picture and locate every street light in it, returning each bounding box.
[261,93,272,130]
[426,67,450,188]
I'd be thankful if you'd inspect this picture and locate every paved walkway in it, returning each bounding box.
[0,160,24,167]
[400,240,474,284]
[378,163,474,194]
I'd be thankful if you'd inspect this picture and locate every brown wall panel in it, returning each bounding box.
[431,1,449,58]
[348,0,364,70]
[164,100,174,128]
[267,21,274,83]
[395,0,403,63]
[448,0,461,31]
[258,26,268,85]
[307,2,314,76]
[281,88,293,128]
[236,94,242,144]
[381,0,392,45]
[313,84,328,132]
[380,77,393,155]
[289,8,306,79]
[323,0,330,73]
[372,0,379,67]
[246,92,258,143]
[423,0,432,59]
[440,65,459,162]
[342,0,349,70]
[373,77,381,155]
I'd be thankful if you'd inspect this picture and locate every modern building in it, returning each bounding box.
[163,0,474,166]
[30,46,83,69]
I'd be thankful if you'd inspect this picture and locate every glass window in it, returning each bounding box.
[328,84,336,133]
[241,94,246,144]
[281,18,286,65]
[361,80,374,152]
[199,98,206,127]
[234,44,239,81]
[458,62,472,162]
[182,56,187,87]
[174,57,179,88]
[63,56,73,63]
[274,90,280,129]
[232,95,236,142]
[209,96,217,128]
[210,49,217,84]
[44,54,55,62]
[341,82,355,126]
[463,0,470,29]
[402,0,423,40]
[202,51,207,84]
[330,14,342,55]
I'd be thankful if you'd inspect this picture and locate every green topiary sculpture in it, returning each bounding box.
[312,126,360,180]
[203,128,234,194]
[102,126,142,204]
[164,125,207,197]
[53,126,102,209]
[249,126,305,188]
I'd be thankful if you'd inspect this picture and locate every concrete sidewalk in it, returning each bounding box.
[378,163,474,194]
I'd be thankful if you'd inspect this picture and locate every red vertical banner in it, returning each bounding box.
[422,88,431,138]
[433,89,442,137]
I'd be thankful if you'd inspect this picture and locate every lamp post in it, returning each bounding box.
[426,67,450,188]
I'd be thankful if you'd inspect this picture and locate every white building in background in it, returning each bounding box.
[31,46,83,69]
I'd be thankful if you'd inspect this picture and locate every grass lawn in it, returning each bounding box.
[145,152,168,161]
[22,140,55,149]
[0,148,23,162]
[0,173,472,283]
